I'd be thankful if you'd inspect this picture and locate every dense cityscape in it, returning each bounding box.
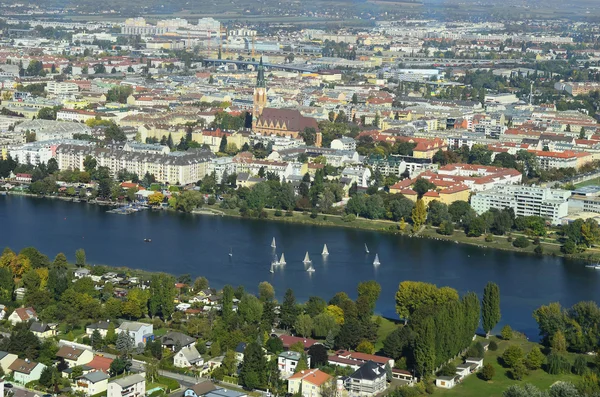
[2,2,600,397]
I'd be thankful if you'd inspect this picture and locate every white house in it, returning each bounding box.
[86,321,111,338]
[435,375,458,389]
[174,345,204,368]
[117,321,153,346]
[0,351,18,374]
[30,322,58,339]
[341,166,372,188]
[465,357,484,371]
[57,346,94,367]
[74,371,109,396]
[9,359,46,384]
[8,307,37,325]
[345,361,387,397]
[277,351,311,378]
[107,373,146,397]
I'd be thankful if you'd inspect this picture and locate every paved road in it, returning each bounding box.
[7,384,47,397]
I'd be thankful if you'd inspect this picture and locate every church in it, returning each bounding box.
[252,59,318,139]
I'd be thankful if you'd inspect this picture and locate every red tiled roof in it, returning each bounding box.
[279,335,318,349]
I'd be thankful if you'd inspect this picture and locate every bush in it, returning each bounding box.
[512,236,530,248]
[501,325,513,340]
[285,210,293,217]
[438,221,454,236]
[525,346,545,370]
[438,363,457,377]
[467,342,485,359]
[502,345,524,368]
[480,363,495,381]
[534,245,543,255]
[274,209,282,217]
[310,210,318,219]
[207,196,216,205]
[561,240,577,254]
[342,214,356,222]
[488,340,498,351]
[533,237,540,245]
[507,236,513,242]
[424,383,435,395]
[485,234,494,242]
[510,361,527,380]
[546,352,571,375]
[573,355,588,375]
[259,210,268,219]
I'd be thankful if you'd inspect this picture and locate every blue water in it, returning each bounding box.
[0,195,596,339]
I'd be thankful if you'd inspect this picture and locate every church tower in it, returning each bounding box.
[252,57,267,129]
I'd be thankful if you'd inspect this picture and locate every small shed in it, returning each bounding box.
[435,375,458,389]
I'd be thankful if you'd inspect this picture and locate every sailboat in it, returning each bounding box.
[270,263,274,273]
[271,237,276,249]
[322,244,329,256]
[365,243,370,254]
[373,253,380,266]
[306,264,315,273]
[272,253,280,266]
[279,253,286,265]
[303,251,311,264]
[229,247,233,257]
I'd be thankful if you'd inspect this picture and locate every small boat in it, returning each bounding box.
[271,237,276,249]
[322,244,329,256]
[373,253,380,266]
[270,263,274,273]
[229,247,233,257]
[306,264,315,273]
[272,254,280,266]
[279,253,286,265]
[303,251,311,264]
[144,238,152,243]
[365,243,369,254]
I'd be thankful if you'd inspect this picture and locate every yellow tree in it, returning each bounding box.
[36,268,49,289]
[0,248,16,269]
[325,304,344,325]
[148,192,164,206]
[411,198,427,229]
[12,255,31,278]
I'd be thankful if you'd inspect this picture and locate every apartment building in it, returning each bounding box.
[107,373,145,397]
[55,144,214,185]
[471,185,570,225]
[46,81,79,96]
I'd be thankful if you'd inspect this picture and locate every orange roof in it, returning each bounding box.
[423,191,440,197]
[288,369,331,386]
[439,184,470,194]
[87,356,113,373]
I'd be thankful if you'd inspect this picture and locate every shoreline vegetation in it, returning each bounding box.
[4,190,596,263]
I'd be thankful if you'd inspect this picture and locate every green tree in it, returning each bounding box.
[294,314,314,338]
[75,249,86,267]
[258,281,275,302]
[482,282,501,335]
[148,273,176,319]
[238,294,263,325]
[281,288,298,329]
[550,330,567,352]
[525,346,545,370]
[502,345,524,368]
[240,342,266,390]
[411,198,427,229]
[395,281,458,321]
[52,253,68,270]
[480,363,495,381]
[501,325,513,340]
[357,280,381,314]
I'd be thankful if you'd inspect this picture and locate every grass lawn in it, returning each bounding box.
[575,178,600,188]
[374,316,400,352]
[436,336,585,397]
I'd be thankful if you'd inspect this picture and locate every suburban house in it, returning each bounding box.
[86,321,111,338]
[0,351,18,374]
[9,359,46,384]
[288,369,332,397]
[8,307,37,325]
[184,381,217,397]
[174,345,204,368]
[87,355,113,373]
[278,351,311,378]
[328,351,394,370]
[160,331,196,351]
[345,361,387,396]
[279,335,318,351]
[235,342,247,362]
[74,371,110,396]
[30,322,58,339]
[435,375,458,389]
[107,373,146,397]
[57,346,94,368]
[117,322,153,346]
[74,268,91,279]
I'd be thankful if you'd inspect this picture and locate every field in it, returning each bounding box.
[374,316,401,352]
[437,336,586,397]
[575,178,600,188]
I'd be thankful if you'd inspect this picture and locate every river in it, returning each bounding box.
[0,195,597,339]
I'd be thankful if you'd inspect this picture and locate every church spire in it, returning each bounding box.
[256,57,266,88]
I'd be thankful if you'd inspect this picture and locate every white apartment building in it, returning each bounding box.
[9,142,54,166]
[330,137,357,151]
[46,81,79,96]
[207,157,236,182]
[56,144,214,185]
[107,373,145,397]
[471,185,570,225]
[56,109,97,123]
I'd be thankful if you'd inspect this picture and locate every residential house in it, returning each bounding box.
[279,335,319,351]
[74,268,91,279]
[328,351,394,369]
[87,355,113,373]
[278,351,311,378]
[30,322,58,339]
[345,361,387,397]
[117,321,153,346]
[0,351,18,374]
[74,371,110,396]
[86,321,112,338]
[391,369,416,386]
[204,389,247,397]
[107,373,146,397]
[465,357,484,371]
[340,166,372,188]
[435,375,458,389]
[183,381,217,397]
[8,307,37,326]
[160,331,196,352]
[288,369,332,397]
[57,346,94,368]
[174,345,204,368]
[9,359,46,384]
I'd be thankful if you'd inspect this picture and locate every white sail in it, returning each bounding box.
[307,264,315,272]
[303,251,311,264]
[270,263,274,273]
[272,254,280,266]
[365,244,369,254]
[280,253,286,265]
[229,247,233,257]
[271,237,276,248]
[322,244,329,256]
[373,254,380,266]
